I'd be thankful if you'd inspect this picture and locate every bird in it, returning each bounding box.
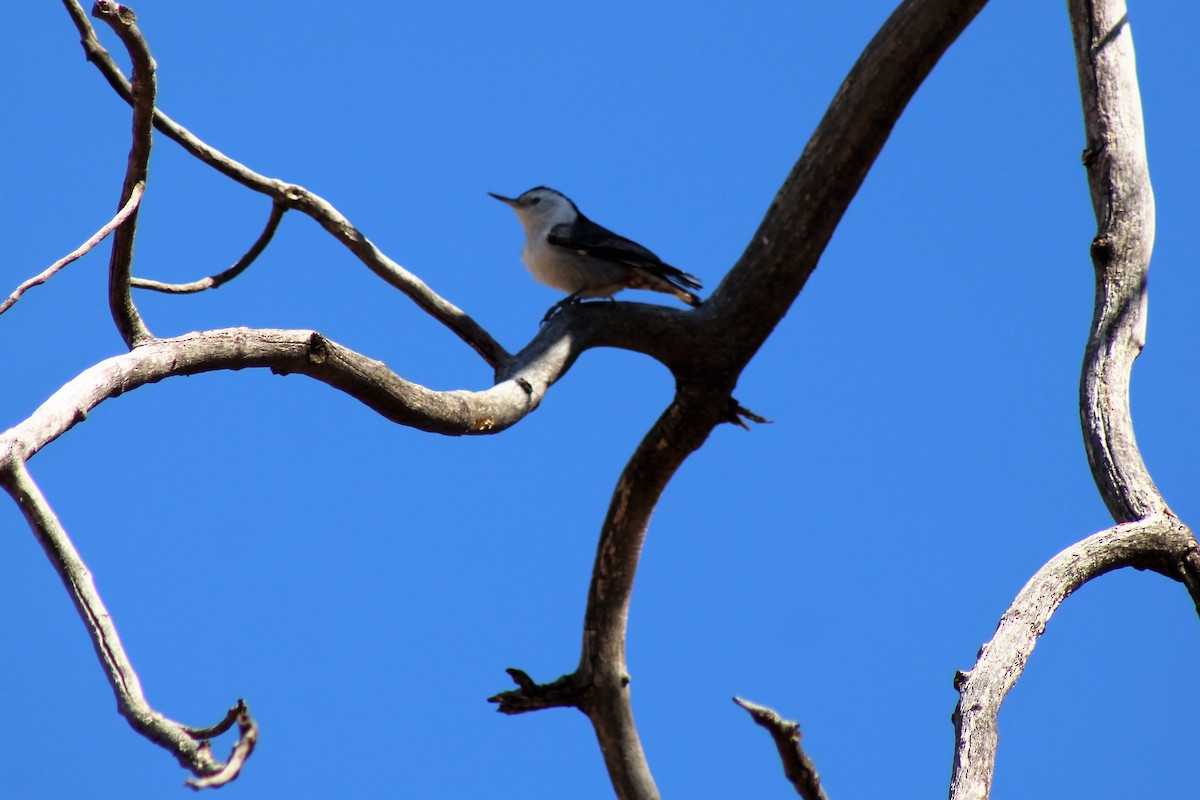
[489,186,702,321]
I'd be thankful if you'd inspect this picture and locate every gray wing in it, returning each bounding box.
[547,215,702,292]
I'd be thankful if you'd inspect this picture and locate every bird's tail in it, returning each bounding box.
[645,264,702,307]
[674,286,702,307]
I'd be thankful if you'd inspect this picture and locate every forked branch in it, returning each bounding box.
[491,384,730,800]
[948,2,1199,798]
[32,1,1197,797]
[492,2,1006,797]
[60,0,511,369]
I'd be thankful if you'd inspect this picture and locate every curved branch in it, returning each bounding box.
[3,328,556,465]
[1068,0,1163,522]
[60,0,510,370]
[0,459,258,785]
[185,702,258,789]
[949,4,1197,797]
[4,301,714,465]
[703,0,989,368]
[949,518,1200,800]
[0,181,144,316]
[492,382,730,800]
[495,4,1008,797]
[91,0,154,347]
[48,4,1194,800]
[578,385,731,800]
[1,301,711,787]
[131,200,286,293]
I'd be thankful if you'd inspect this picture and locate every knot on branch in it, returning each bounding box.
[1089,234,1113,265]
[92,0,136,25]
[488,668,589,715]
[307,332,329,364]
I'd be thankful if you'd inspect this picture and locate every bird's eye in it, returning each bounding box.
[529,196,541,205]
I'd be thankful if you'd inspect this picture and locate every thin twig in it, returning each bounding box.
[0,457,255,784]
[733,697,828,800]
[90,0,155,347]
[59,0,511,369]
[0,182,144,316]
[132,200,286,293]
[181,699,248,740]
[186,704,258,790]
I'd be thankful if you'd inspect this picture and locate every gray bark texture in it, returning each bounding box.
[0,0,1194,796]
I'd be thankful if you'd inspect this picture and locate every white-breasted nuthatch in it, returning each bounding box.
[489,187,702,319]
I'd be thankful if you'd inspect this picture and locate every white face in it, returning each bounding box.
[512,187,578,230]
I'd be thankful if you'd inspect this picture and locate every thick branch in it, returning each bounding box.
[492,381,732,800]
[5,305,719,465]
[702,0,988,371]
[949,518,1200,800]
[91,0,155,347]
[948,5,1196,797]
[2,328,557,464]
[1068,0,1163,522]
[494,5,1012,797]
[580,388,726,800]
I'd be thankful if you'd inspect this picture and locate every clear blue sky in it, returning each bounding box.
[3,2,1198,798]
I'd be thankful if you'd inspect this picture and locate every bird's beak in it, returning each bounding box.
[488,192,518,206]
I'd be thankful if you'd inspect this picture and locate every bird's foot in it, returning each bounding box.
[540,293,583,326]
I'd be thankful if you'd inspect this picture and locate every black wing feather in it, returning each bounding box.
[547,216,702,291]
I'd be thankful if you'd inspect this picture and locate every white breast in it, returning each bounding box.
[522,236,627,297]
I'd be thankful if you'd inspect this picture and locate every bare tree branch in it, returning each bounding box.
[1069,0,1164,522]
[948,8,1200,797]
[949,518,1200,800]
[704,0,989,367]
[0,181,144,316]
[131,200,286,293]
[60,0,511,370]
[185,703,258,790]
[1,328,558,464]
[733,697,828,800]
[493,3,1000,797]
[578,385,733,800]
[0,457,257,784]
[90,0,154,347]
[60,0,293,193]
[31,0,1196,795]
[491,383,730,800]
